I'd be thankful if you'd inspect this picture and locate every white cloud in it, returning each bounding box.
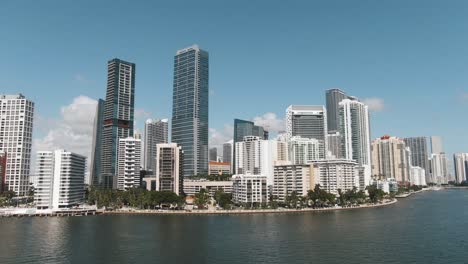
[252,112,285,134]
[33,95,98,166]
[362,97,385,112]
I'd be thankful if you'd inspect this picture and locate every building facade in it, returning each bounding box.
[410,166,427,186]
[453,153,468,184]
[35,150,86,210]
[223,140,233,165]
[209,161,231,175]
[310,159,360,195]
[209,147,218,161]
[288,136,322,164]
[183,179,233,197]
[98,59,135,189]
[430,153,448,184]
[326,131,342,159]
[143,118,168,172]
[154,143,183,195]
[403,137,430,184]
[233,119,268,173]
[0,94,35,195]
[273,163,313,202]
[116,137,141,190]
[325,88,349,133]
[232,174,267,205]
[0,151,6,192]
[371,136,411,183]
[171,45,209,177]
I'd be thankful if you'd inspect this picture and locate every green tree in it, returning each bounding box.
[194,188,210,209]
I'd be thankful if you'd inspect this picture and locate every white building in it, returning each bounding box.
[289,136,322,164]
[286,105,327,158]
[35,150,86,210]
[150,143,183,195]
[183,179,233,197]
[326,131,342,159]
[454,153,468,184]
[430,153,448,184]
[338,99,372,189]
[144,119,168,172]
[232,174,267,204]
[273,163,313,202]
[310,159,360,195]
[0,94,35,196]
[410,166,427,186]
[116,137,141,190]
[370,178,398,193]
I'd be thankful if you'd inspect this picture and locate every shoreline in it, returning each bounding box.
[102,199,398,216]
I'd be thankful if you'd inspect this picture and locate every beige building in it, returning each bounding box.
[273,162,314,202]
[208,161,231,175]
[371,135,411,183]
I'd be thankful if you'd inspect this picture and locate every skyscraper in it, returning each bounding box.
[286,105,327,158]
[143,118,168,172]
[116,137,141,190]
[371,135,411,183]
[171,45,209,177]
[403,137,430,183]
[99,58,136,189]
[155,143,183,195]
[232,119,268,173]
[223,140,233,165]
[430,136,444,154]
[209,147,218,161]
[90,99,105,186]
[453,153,468,184]
[326,88,349,133]
[338,99,372,188]
[0,94,35,196]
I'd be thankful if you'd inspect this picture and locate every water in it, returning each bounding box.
[0,189,467,264]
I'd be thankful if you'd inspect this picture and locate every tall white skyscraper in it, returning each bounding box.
[453,153,468,184]
[338,99,372,188]
[286,105,327,158]
[116,137,142,190]
[34,150,86,210]
[144,119,168,172]
[0,94,35,196]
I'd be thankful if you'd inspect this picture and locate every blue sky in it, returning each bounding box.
[1,0,468,160]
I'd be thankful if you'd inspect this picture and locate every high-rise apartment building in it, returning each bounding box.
[232,119,268,172]
[325,88,349,133]
[453,153,468,184]
[171,45,209,177]
[310,159,360,195]
[116,137,141,190]
[273,163,313,202]
[403,137,430,183]
[154,143,183,195]
[0,94,35,195]
[430,153,448,184]
[143,118,168,172]
[326,132,342,159]
[371,135,411,183]
[286,105,327,158]
[97,58,135,189]
[289,136,322,164]
[338,99,372,188]
[35,150,86,210]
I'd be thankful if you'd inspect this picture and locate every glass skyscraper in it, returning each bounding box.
[171,45,209,177]
[326,88,350,133]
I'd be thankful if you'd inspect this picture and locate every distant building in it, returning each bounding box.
[410,166,427,186]
[232,174,267,205]
[223,140,233,166]
[453,153,468,184]
[309,159,360,195]
[0,94,35,196]
[326,131,342,159]
[430,153,448,184]
[370,178,398,193]
[371,135,411,183]
[286,105,327,158]
[403,137,430,184]
[288,136,322,164]
[116,137,141,190]
[233,119,268,173]
[183,179,233,197]
[209,161,231,175]
[325,88,350,133]
[144,119,168,172]
[171,45,209,177]
[273,163,313,202]
[90,99,105,187]
[209,148,218,161]
[430,136,444,154]
[35,150,86,210]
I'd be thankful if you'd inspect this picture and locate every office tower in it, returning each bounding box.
[209,147,218,161]
[99,58,135,189]
[143,119,168,172]
[0,151,6,192]
[403,137,430,183]
[326,88,349,133]
[430,153,448,184]
[116,137,141,190]
[0,94,35,196]
[223,140,233,165]
[371,136,411,183]
[286,105,327,158]
[90,99,105,186]
[289,136,322,164]
[152,143,183,195]
[430,136,443,154]
[453,153,468,184]
[339,99,372,188]
[171,45,209,177]
[232,174,267,205]
[35,150,86,210]
[326,132,342,159]
[309,159,360,195]
[273,163,313,202]
[232,119,269,172]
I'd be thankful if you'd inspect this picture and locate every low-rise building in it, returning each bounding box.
[310,159,359,195]
[183,179,233,197]
[209,161,231,175]
[232,174,267,205]
[273,163,314,202]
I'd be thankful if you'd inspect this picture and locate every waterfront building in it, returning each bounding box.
[34,150,86,210]
[338,98,372,189]
[309,159,360,195]
[273,163,313,202]
[209,161,231,175]
[403,137,430,184]
[410,166,427,186]
[171,45,209,177]
[371,135,411,183]
[0,151,6,192]
[430,153,448,184]
[233,119,268,174]
[209,148,218,161]
[453,153,468,184]
[370,178,398,193]
[0,94,35,195]
[326,131,342,159]
[90,99,105,187]
[183,179,233,197]
[288,136,322,164]
[231,174,267,205]
[325,88,350,133]
[223,140,233,166]
[143,119,168,172]
[96,58,135,189]
[286,105,327,158]
[116,137,141,190]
